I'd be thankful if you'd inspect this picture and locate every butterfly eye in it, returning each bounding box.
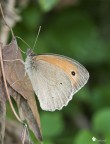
[71,71,75,76]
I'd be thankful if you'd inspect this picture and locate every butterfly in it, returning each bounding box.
[25,49,89,111]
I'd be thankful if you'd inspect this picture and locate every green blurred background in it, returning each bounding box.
[7,0,110,143]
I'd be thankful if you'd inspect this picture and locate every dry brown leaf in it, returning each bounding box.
[2,38,42,142]
[8,84,43,142]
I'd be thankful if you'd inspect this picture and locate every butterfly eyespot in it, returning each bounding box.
[60,83,62,85]
[71,71,75,76]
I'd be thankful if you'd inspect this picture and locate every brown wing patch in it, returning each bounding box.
[32,55,78,85]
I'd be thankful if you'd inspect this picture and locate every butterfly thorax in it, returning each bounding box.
[26,48,36,57]
[25,49,37,80]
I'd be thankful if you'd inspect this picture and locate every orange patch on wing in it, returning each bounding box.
[33,55,78,85]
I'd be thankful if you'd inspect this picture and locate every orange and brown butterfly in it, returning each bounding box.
[25,49,89,111]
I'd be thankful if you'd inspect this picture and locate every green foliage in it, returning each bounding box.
[92,108,110,136]
[38,0,59,12]
[39,9,106,64]
[22,6,42,30]
[41,112,64,138]
[73,130,99,144]
[91,85,110,111]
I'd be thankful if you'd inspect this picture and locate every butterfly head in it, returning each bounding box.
[26,48,36,57]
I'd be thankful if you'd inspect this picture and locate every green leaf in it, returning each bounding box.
[105,135,110,144]
[38,0,59,12]
[91,85,110,111]
[6,101,18,120]
[42,140,54,144]
[73,130,99,144]
[92,108,110,136]
[22,6,42,30]
[76,87,91,103]
[41,112,64,138]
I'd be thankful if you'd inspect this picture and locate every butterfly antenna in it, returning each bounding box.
[32,26,41,51]
[0,3,14,38]
[16,36,31,48]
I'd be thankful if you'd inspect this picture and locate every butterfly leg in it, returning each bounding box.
[3,59,25,64]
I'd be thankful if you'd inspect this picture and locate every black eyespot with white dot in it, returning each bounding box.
[60,82,62,85]
[71,71,75,76]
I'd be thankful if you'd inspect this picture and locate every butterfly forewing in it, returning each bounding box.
[25,54,89,111]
